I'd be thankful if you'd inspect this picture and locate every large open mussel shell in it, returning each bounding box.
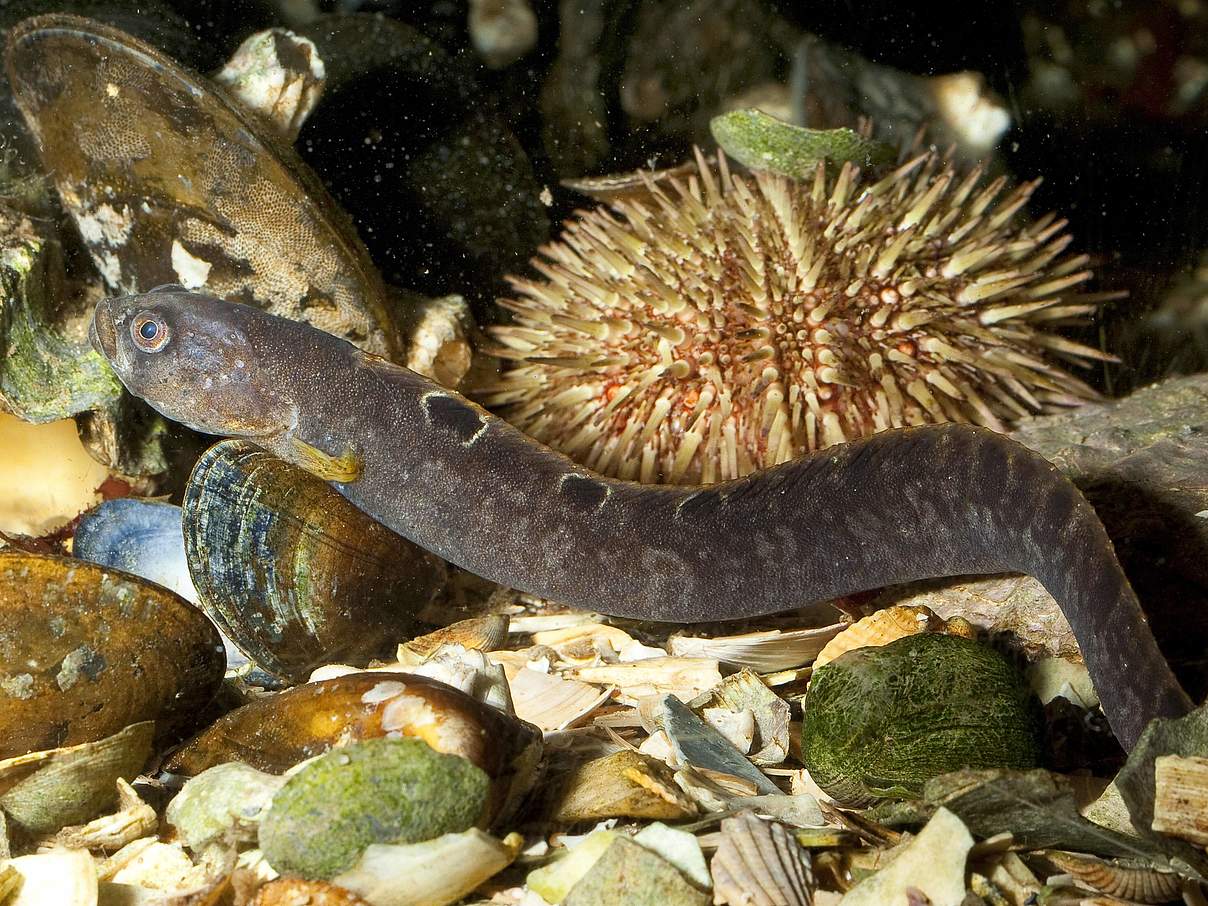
[0,551,224,757]
[164,671,544,827]
[182,441,447,681]
[4,13,402,359]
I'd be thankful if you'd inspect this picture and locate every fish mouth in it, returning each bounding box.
[90,297,118,360]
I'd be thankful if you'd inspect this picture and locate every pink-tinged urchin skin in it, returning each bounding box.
[478,151,1111,485]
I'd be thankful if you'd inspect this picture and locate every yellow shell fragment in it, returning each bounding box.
[813,605,970,669]
[549,750,698,823]
[0,412,109,536]
[4,848,98,906]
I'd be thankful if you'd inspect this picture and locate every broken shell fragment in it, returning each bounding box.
[98,836,235,899]
[165,762,286,851]
[657,696,780,796]
[183,441,446,681]
[837,807,973,905]
[562,835,709,906]
[548,749,697,823]
[214,28,325,141]
[801,633,1042,806]
[689,668,790,766]
[0,551,224,757]
[259,737,491,879]
[163,671,543,827]
[5,14,403,359]
[0,721,152,837]
[669,624,843,672]
[250,878,371,906]
[1152,754,1208,846]
[3,847,98,906]
[506,665,612,731]
[44,778,157,852]
[710,811,813,906]
[398,614,510,663]
[332,830,523,906]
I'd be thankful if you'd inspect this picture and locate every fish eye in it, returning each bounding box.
[131,312,170,352]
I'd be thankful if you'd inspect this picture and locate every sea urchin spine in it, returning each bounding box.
[480,151,1111,485]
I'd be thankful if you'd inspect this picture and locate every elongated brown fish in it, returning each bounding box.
[90,286,1193,750]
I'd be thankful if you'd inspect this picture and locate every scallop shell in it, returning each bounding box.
[1045,851,1184,904]
[5,14,402,359]
[710,810,815,906]
[0,551,224,757]
[813,605,967,669]
[183,441,447,681]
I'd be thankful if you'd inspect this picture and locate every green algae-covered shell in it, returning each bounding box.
[800,633,1042,807]
[258,737,491,879]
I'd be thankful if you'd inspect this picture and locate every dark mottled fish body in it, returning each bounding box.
[90,289,1193,750]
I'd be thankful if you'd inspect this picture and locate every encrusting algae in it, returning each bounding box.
[481,150,1111,484]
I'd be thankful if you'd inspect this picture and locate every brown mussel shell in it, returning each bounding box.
[4,14,402,359]
[182,441,447,681]
[0,551,225,757]
[163,671,544,827]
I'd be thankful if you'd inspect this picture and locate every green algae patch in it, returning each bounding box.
[709,109,896,179]
[258,737,491,879]
[801,633,1042,806]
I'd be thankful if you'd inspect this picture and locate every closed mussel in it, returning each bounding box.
[0,551,224,757]
[182,440,447,681]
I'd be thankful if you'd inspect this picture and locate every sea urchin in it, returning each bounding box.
[480,151,1110,484]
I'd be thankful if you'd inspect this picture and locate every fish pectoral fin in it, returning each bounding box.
[290,437,363,483]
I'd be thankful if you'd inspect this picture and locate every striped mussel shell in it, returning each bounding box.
[182,440,447,681]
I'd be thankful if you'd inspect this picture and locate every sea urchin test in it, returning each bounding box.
[482,153,1107,484]
[91,287,1192,751]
